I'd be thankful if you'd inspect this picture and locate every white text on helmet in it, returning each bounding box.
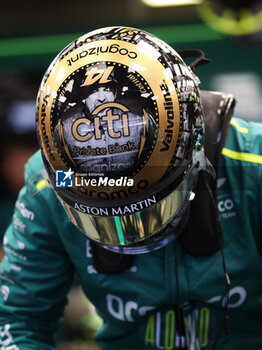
[74,194,156,216]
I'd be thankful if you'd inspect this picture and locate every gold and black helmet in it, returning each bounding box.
[36,26,209,253]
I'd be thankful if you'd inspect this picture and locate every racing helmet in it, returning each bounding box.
[36,26,211,254]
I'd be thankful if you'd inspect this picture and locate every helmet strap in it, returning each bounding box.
[179,90,236,256]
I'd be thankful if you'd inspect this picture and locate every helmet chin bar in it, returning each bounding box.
[98,201,190,255]
[62,152,213,254]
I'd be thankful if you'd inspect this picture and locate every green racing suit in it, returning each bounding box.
[0,117,262,350]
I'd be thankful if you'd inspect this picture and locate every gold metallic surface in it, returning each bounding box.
[38,35,182,200]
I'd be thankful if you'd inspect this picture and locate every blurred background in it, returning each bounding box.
[0,0,262,348]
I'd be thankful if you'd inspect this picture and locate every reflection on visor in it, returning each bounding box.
[64,174,193,248]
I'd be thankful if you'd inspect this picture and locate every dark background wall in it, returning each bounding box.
[1,0,262,121]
